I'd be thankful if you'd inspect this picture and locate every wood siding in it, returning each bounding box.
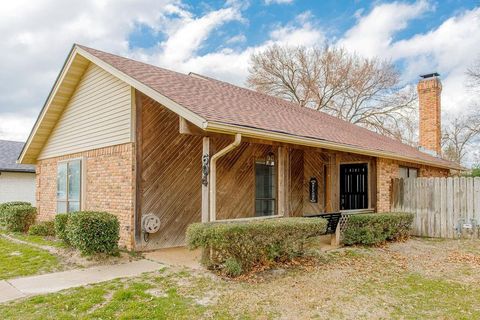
[215,141,274,220]
[288,148,304,217]
[39,63,132,159]
[139,94,203,249]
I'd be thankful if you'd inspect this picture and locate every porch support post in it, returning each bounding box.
[277,146,288,216]
[134,90,143,243]
[201,137,210,222]
[209,134,242,222]
[325,153,338,212]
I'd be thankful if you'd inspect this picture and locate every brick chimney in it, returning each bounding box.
[417,73,442,155]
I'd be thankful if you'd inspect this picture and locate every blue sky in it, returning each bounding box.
[128,0,478,57]
[0,0,479,153]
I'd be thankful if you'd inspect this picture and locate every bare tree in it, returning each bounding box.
[467,58,480,89]
[442,112,480,164]
[247,44,416,142]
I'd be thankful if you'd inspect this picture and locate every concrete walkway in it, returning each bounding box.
[144,247,202,270]
[0,259,161,304]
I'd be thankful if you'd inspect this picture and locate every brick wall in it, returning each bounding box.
[36,143,135,249]
[418,77,442,155]
[376,157,450,212]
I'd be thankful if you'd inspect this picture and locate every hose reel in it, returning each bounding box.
[142,213,161,242]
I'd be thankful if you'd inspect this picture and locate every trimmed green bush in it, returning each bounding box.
[0,204,37,232]
[0,201,31,209]
[342,212,414,246]
[54,213,71,244]
[66,211,120,255]
[186,217,327,276]
[29,221,56,236]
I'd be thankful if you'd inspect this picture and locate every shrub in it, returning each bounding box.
[0,204,37,232]
[342,212,414,246]
[0,201,31,209]
[54,213,71,243]
[66,211,120,255]
[29,221,56,236]
[224,258,243,277]
[186,217,327,276]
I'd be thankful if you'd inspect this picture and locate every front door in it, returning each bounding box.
[340,163,368,210]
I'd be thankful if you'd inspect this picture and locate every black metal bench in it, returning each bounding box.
[304,212,342,234]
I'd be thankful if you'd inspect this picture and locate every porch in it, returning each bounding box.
[136,93,377,250]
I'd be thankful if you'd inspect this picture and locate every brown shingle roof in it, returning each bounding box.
[78,45,457,169]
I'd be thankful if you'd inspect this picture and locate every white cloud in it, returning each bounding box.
[339,0,432,57]
[226,33,247,44]
[168,11,324,85]
[264,0,294,5]
[158,7,242,65]
[0,114,36,142]
[340,3,480,114]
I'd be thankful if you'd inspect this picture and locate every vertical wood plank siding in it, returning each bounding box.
[39,63,132,159]
[392,177,480,238]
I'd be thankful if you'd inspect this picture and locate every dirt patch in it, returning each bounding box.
[177,237,480,319]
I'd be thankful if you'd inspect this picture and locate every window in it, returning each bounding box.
[399,167,418,179]
[57,159,81,213]
[255,158,276,216]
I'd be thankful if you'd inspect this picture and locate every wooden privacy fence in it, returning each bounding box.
[391,177,480,238]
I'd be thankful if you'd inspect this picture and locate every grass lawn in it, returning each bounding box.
[0,237,60,280]
[1,237,480,319]
[8,232,66,248]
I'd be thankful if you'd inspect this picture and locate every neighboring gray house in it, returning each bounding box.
[0,140,35,204]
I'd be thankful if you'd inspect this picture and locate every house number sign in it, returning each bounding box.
[309,177,318,203]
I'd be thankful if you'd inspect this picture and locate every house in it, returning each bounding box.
[0,140,35,204]
[18,44,459,250]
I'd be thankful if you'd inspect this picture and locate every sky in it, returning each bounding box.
[1,0,479,148]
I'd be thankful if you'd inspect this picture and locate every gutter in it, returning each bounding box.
[209,133,242,221]
[204,121,461,171]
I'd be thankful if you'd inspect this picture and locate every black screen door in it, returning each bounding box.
[340,163,368,210]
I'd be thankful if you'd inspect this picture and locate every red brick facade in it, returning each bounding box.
[376,157,449,212]
[418,77,442,155]
[35,143,135,249]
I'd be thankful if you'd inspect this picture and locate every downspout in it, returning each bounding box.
[209,133,242,221]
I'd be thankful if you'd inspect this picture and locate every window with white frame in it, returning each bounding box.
[399,166,418,179]
[57,159,81,213]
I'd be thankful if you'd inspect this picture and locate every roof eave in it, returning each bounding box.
[0,168,35,173]
[204,121,461,171]
[18,44,79,164]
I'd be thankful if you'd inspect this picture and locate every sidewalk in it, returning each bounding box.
[0,259,161,304]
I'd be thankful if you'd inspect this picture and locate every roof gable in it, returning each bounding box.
[19,47,90,163]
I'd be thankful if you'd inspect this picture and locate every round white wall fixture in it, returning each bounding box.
[142,214,161,234]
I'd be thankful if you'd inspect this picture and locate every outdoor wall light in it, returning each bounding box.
[265,152,275,166]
